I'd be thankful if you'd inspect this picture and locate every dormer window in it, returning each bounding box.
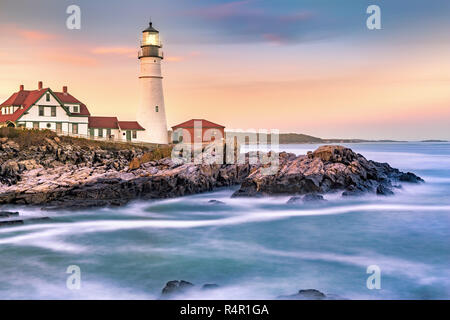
[46,93,50,102]
[73,105,79,113]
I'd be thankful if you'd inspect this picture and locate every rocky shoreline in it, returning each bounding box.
[0,136,423,209]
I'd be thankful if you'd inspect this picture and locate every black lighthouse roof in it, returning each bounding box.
[143,22,159,33]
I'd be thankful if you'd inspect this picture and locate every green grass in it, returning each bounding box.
[0,127,166,152]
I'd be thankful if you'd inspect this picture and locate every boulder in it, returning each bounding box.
[0,211,19,217]
[161,280,195,297]
[303,194,326,202]
[202,284,220,290]
[278,289,327,300]
[286,196,302,204]
[208,200,226,205]
[376,184,394,196]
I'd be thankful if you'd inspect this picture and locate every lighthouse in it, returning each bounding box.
[137,21,168,144]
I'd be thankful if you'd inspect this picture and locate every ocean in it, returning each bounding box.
[0,143,449,299]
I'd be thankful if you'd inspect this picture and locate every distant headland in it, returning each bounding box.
[228,132,448,144]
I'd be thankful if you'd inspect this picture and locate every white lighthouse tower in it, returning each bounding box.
[137,21,168,144]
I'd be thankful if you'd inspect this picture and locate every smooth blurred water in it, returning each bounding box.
[0,143,449,299]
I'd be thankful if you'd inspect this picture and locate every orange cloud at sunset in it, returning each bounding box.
[91,47,136,57]
[18,29,55,41]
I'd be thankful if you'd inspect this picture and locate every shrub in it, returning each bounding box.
[0,127,19,138]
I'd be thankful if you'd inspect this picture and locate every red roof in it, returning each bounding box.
[0,89,48,122]
[0,87,90,122]
[118,121,145,130]
[53,92,90,116]
[172,119,225,129]
[88,116,119,129]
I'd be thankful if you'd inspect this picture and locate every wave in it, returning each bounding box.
[1,203,449,251]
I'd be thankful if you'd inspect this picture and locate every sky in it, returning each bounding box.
[0,0,449,140]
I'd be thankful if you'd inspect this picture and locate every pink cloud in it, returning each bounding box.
[91,47,136,56]
[262,33,286,45]
[166,56,184,62]
[39,51,98,67]
[18,30,55,41]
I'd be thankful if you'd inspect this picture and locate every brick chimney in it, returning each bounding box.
[38,81,43,90]
[63,86,68,94]
[19,85,24,91]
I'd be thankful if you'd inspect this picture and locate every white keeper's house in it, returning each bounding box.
[0,81,145,142]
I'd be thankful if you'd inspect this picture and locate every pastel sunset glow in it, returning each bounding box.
[1,0,449,140]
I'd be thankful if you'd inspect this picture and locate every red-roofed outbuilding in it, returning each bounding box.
[171,119,225,144]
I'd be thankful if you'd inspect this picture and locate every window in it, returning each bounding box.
[132,130,137,139]
[106,129,111,137]
[73,105,79,113]
[51,106,56,117]
[98,128,103,138]
[39,106,44,116]
[46,123,51,129]
[33,122,39,129]
[46,93,50,102]
[72,123,78,134]
[155,106,159,112]
[89,128,95,137]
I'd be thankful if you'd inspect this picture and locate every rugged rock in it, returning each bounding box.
[287,194,325,204]
[161,280,194,297]
[202,284,220,290]
[233,145,423,198]
[303,194,326,202]
[0,211,19,217]
[208,200,226,205]
[278,289,327,300]
[0,219,24,227]
[376,184,394,196]
[286,196,303,204]
[0,144,423,208]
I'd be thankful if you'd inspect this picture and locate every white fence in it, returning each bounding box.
[54,130,163,148]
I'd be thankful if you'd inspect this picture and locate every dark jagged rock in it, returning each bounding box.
[161,280,194,297]
[0,219,24,227]
[287,194,325,204]
[303,194,326,202]
[278,289,327,300]
[286,196,302,204]
[377,184,394,196]
[208,200,226,205]
[399,172,424,183]
[234,145,423,198]
[0,211,19,217]
[202,284,220,290]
